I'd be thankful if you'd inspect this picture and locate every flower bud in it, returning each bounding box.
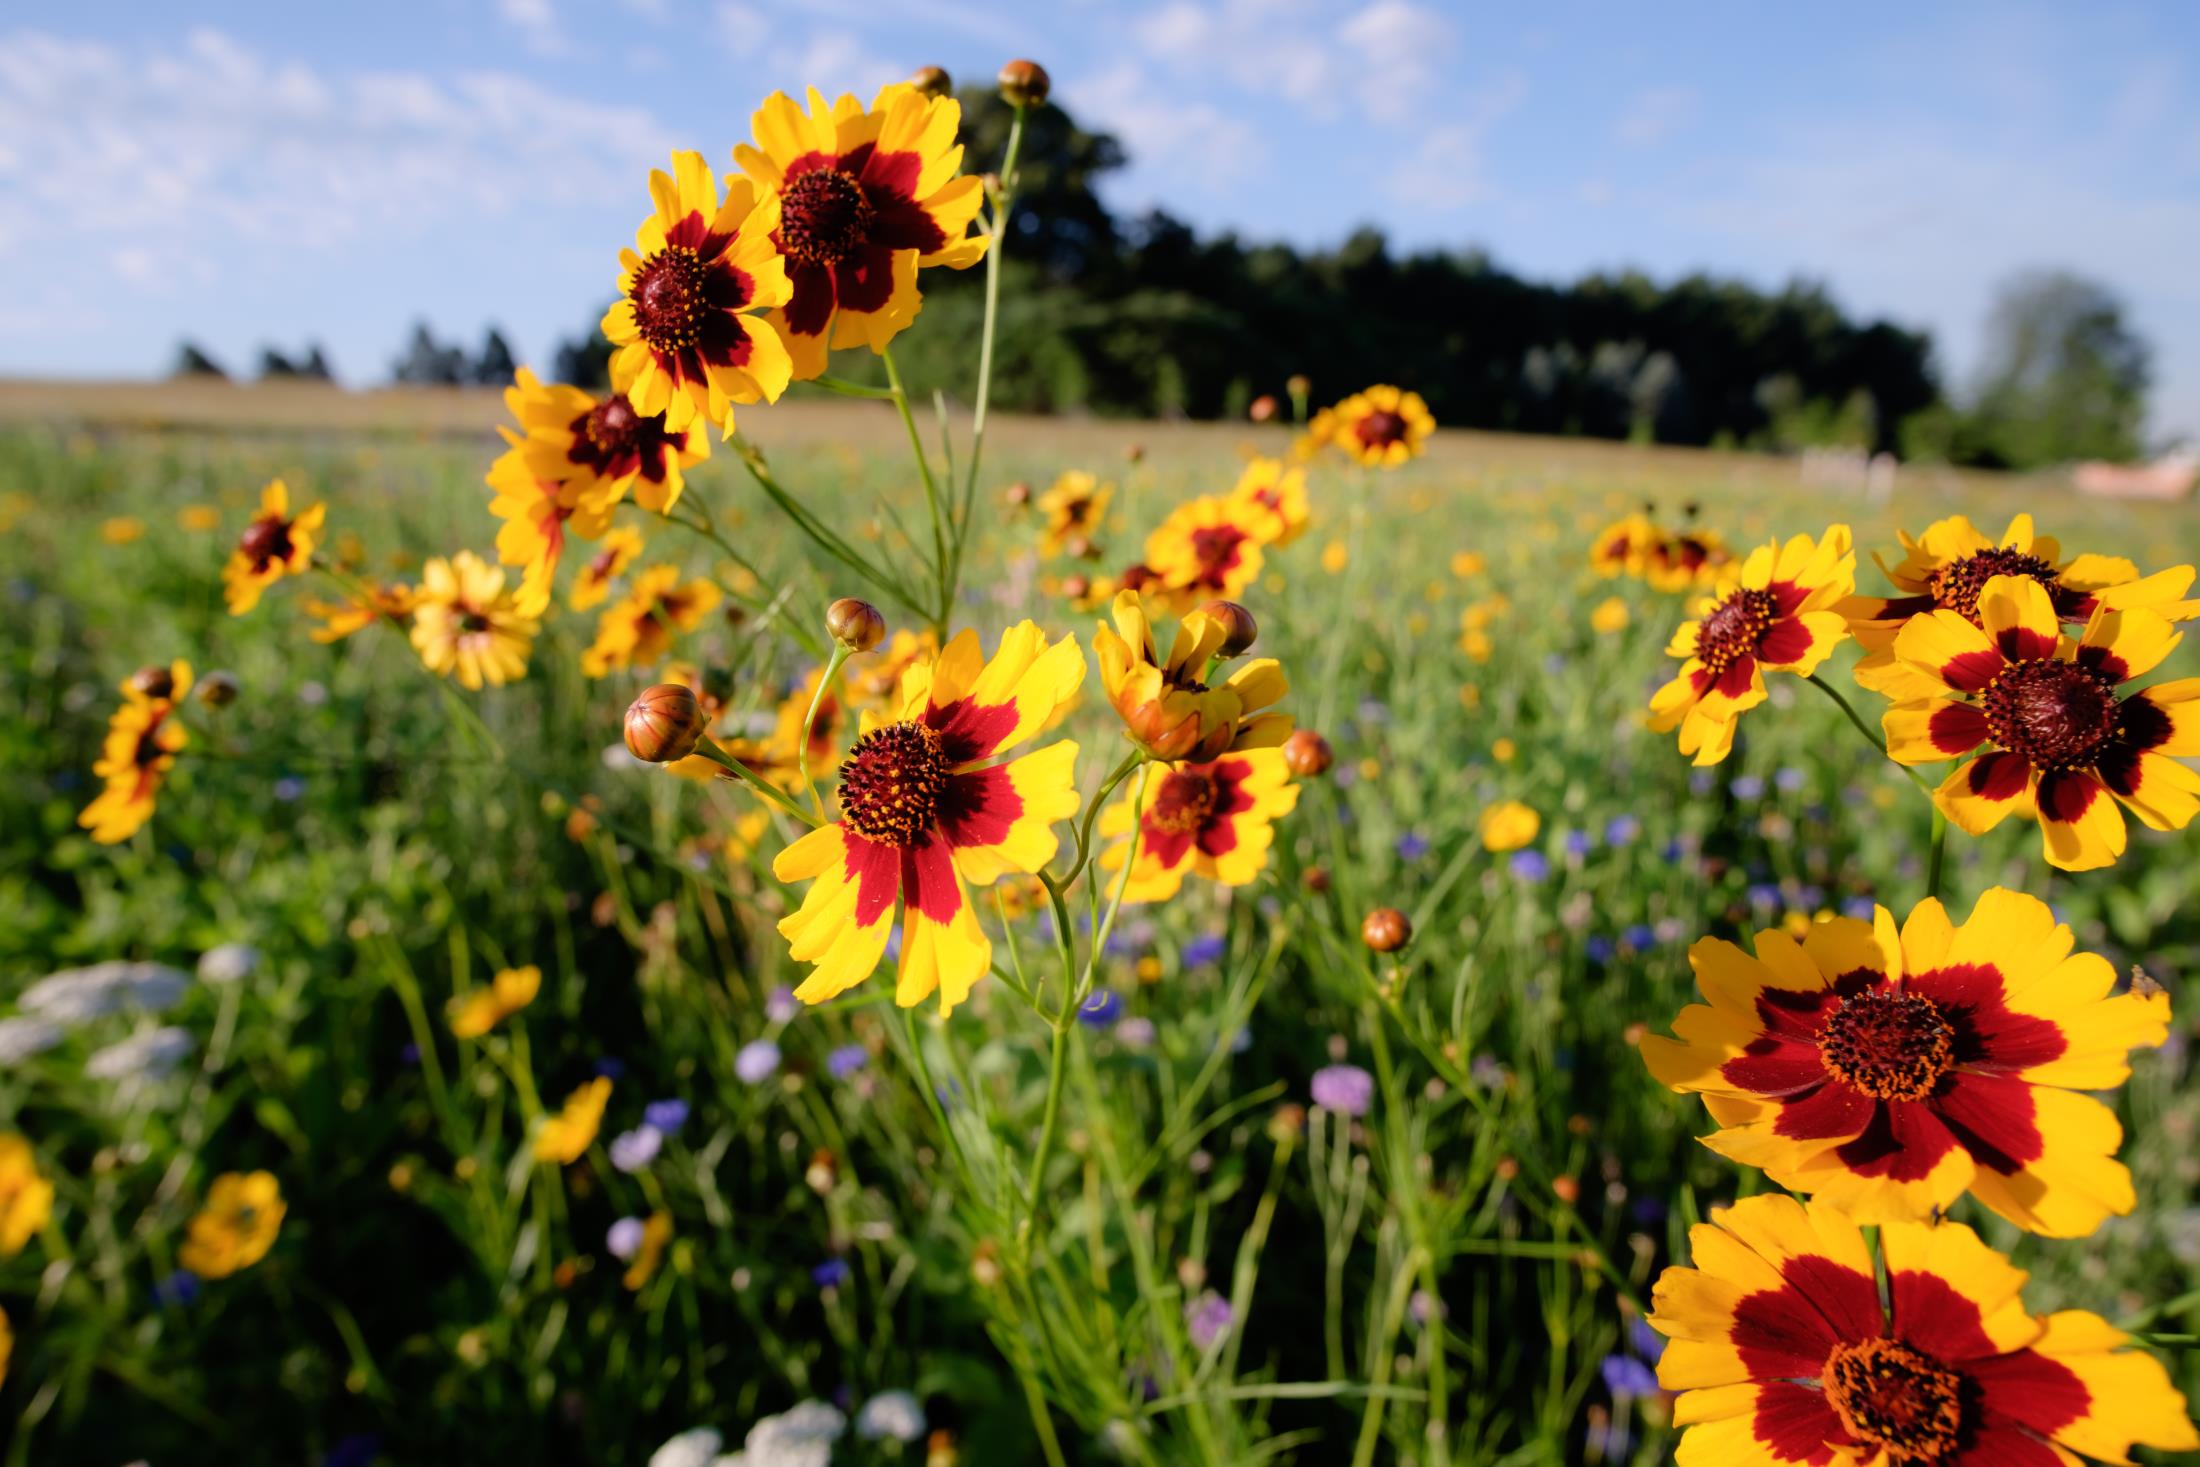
[825,597,886,653]
[1361,907,1411,953]
[1124,441,1145,465]
[1283,729,1334,778]
[1003,480,1032,507]
[1248,394,1279,423]
[1060,574,1092,601]
[1285,373,1311,398]
[1063,533,1096,561]
[625,683,707,764]
[997,58,1050,107]
[196,670,240,708]
[1302,866,1331,894]
[805,1147,838,1195]
[909,65,952,99]
[1197,599,1257,657]
[128,664,176,700]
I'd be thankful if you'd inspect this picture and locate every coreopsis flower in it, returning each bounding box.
[536,1077,611,1164]
[1099,749,1298,901]
[623,1210,672,1291]
[1589,513,1651,578]
[0,1136,53,1255]
[79,660,191,844]
[1094,590,1288,761]
[222,479,324,615]
[733,84,989,380]
[771,623,1085,1013]
[1143,496,1268,610]
[1225,457,1310,546]
[846,628,937,710]
[1647,1193,2196,1466]
[605,151,793,436]
[494,367,709,521]
[572,527,646,612]
[1850,512,2199,700]
[581,564,722,677]
[1643,888,2170,1236]
[1882,575,2199,871]
[1640,526,1733,592]
[1589,596,1629,634]
[178,1171,285,1278]
[1035,471,1112,558]
[1325,385,1433,468]
[1478,800,1539,852]
[303,581,416,644]
[1647,527,1855,766]
[448,965,542,1040]
[409,551,539,691]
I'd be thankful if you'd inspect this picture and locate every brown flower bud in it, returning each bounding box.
[1197,599,1257,657]
[1060,573,1092,602]
[825,596,886,652]
[1003,480,1032,507]
[625,683,707,764]
[1063,533,1097,561]
[1123,441,1145,465]
[1248,394,1279,423]
[1285,373,1311,398]
[909,65,952,99]
[1269,1102,1307,1140]
[1283,729,1334,778]
[128,664,176,700]
[1361,907,1411,953]
[997,58,1050,107]
[1302,866,1331,894]
[1552,1175,1581,1206]
[195,670,240,708]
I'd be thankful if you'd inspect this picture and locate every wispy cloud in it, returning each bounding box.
[1614,85,1698,148]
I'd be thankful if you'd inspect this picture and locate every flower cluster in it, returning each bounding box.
[1589,506,1734,591]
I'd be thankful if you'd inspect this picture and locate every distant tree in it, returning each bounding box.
[392,321,469,386]
[258,346,300,379]
[172,341,228,379]
[475,327,518,386]
[297,343,335,381]
[1967,270,2151,467]
[954,88,1126,282]
[554,309,616,391]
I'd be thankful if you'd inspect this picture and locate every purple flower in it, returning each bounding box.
[765,986,800,1023]
[1732,774,1766,800]
[1563,829,1593,857]
[812,1257,851,1289]
[1116,1017,1157,1048]
[1182,934,1228,967]
[321,1434,381,1467]
[1186,1290,1234,1350]
[1310,1063,1374,1116]
[609,1126,662,1173]
[1776,766,1806,792]
[1508,850,1549,882]
[1840,895,1876,919]
[643,1099,689,1133]
[827,1044,870,1078]
[1395,831,1430,861]
[153,1270,201,1308]
[1628,1317,1666,1361]
[607,1217,645,1260]
[1623,923,1656,949]
[593,1056,627,1079]
[1584,936,1615,964]
[734,1039,781,1084]
[1604,814,1640,845]
[1078,990,1124,1026]
[274,775,307,802]
[1600,1353,1659,1399]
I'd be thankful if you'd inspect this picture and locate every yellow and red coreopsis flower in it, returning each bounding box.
[303,581,416,644]
[1641,526,1734,592]
[79,660,191,844]
[571,527,646,612]
[1325,385,1433,468]
[0,1136,53,1256]
[581,564,721,678]
[1093,590,1289,761]
[223,479,325,615]
[1225,456,1310,546]
[604,151,793,436]
[178,1171,285,1279]
[1590,513,1652,578]
[1098,748,1299,902]
[733,84,988,380]
[771,623,1085,1014]
[448,965,542,1040]
[493,367,710,521]
[1850,512,2199,700]
[410,551,539,691]
[1036,471,1112,558]
[1643,889,2169,1237]
[1648,1193,2196,1466]
[535,1077,610,1165]
[1143,496,1268,611]
[487,445,612,619]
[845,628,938,710]
[1882,575,2200,871]
[1647,527,1855,766]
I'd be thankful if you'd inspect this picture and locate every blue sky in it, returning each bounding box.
[3,1,2197,439]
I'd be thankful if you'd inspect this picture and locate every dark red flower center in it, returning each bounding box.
[1823,1338,1966,1459]
[131,713,170,768]
[632,246,708,354]
[1982,660,2118,770]
[459,610,494,635]
[838,720,948,845]
[238,515,294,570]
[1119,564,1161,592]
[587,546,623,578]
[1189,526,1248,584]
[569,393,657,473]
[1354,409,1408,448]
[1694,588,1777,674]
[1819,988,1956,1101]
[1930,548,2058,624]
[1148,769,1219,835]
[779,168,875,265]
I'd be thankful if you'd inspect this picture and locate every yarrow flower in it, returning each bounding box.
[409,551,539,691]
[1099,750,1299,902]
[535,1077,611,1164]
[79,661,191,843]
[1648,527,1855,766]
[1642,889,2170,1236]
[580,564,722,678]
[772,622,1085,1014]
[1094,590,1290,762]
[855,1389,927,1444]
[1880,574,2200,871]
[447,965,541,1040]
[178,1171,285,1279]
[1321,385,1434,468]
[223,479,325,615]
[1647,1193,2196,1466]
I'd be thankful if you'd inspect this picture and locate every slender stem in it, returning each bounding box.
[1023,1019,1071,1223]
[727,433,919,618]
[881,346,950,631]
[1083,760,1152,996]
[1059,747,1145,889]
[1926,805,1948,902]
[797,643,851,818]
[690,738,822,828]
[1805,673,1932,794]
[951,104,1028,598]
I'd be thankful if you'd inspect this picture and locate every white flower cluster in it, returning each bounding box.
[649,1391,923,1467]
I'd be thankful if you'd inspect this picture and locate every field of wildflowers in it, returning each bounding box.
[4,59,2200,1467]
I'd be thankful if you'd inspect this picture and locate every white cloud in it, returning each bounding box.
[711,4,903,98]
[1382,69,1526,212]
[1615,85,1698,148]
[1071,60,1269,196]
[1336,0,1456,125]
[1126,0,1450,126]
[497,0,569,57]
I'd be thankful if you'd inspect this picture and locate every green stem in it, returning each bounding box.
[727,433,920,618]
[690,737,822,828]
[798,643,851,818]
[1082,760,1152,996]
[1023,1019,1071,1223]
[949,104,1028,599]
[881,346,950,632]
[1926,805,1948,903]
[1805,673,1931,795]
[810,375,900,401]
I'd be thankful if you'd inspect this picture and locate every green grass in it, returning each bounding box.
[1,407,2195,1464]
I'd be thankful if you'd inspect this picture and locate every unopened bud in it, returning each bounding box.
[825,597,886,652]
[997,58,1050,108]
[625,683,707,764]
[1361,907,1411,953]
[1060,574,1092,601]
[1064,533,1096,561]
[909,65,952,99]
[1004,480,1032,507]
[196,670,240,709]
[128,664,175,700]
[1124,441,1145,465]
[1197,599,1257,657]
[1302,866,1331,894]
[1248,394,1279,423]
[1283,729,1334,778]
[1285,374,1310,398]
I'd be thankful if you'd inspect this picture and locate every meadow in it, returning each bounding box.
[3,375,2197,1466]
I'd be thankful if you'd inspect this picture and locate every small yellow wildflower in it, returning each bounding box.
[1478,800,1539,852]
[536,1077,611,1165]
[178,1171,285,1278]
[448,966,542,1040]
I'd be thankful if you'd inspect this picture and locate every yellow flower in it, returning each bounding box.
[1323,385,1434,468]
[0,1136,53,1255]
[409,551,539,691]
[79,660,192,844]
[1036,471,1112,558]
[1590,596,1629,634]
[581,564,722,678]
[178,1171,285,1279]
[1320,540,1348,575]
[177,504,222,532]
[0,1304,10,1385]
[448,965,542,1039]
[536,1077,612,1165]
[1093,590,1290,762]
[1098,749,1301,902]
[623,1211,672,1291]
[845,628,938,710]
[1142,496,1268,611]
[1588,513,1651,578]
[222,480,326,616]
[303,582,416,644]
[571,527,646,612]
[1490,737,1516,764]
[1479,799,1538,851]
[1225,457,1310,546]
[493,366,710,526]
[101,515,145,545]
[1450,550,1485,578]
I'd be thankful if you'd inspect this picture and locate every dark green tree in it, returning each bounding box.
[1966,270,2151,467]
